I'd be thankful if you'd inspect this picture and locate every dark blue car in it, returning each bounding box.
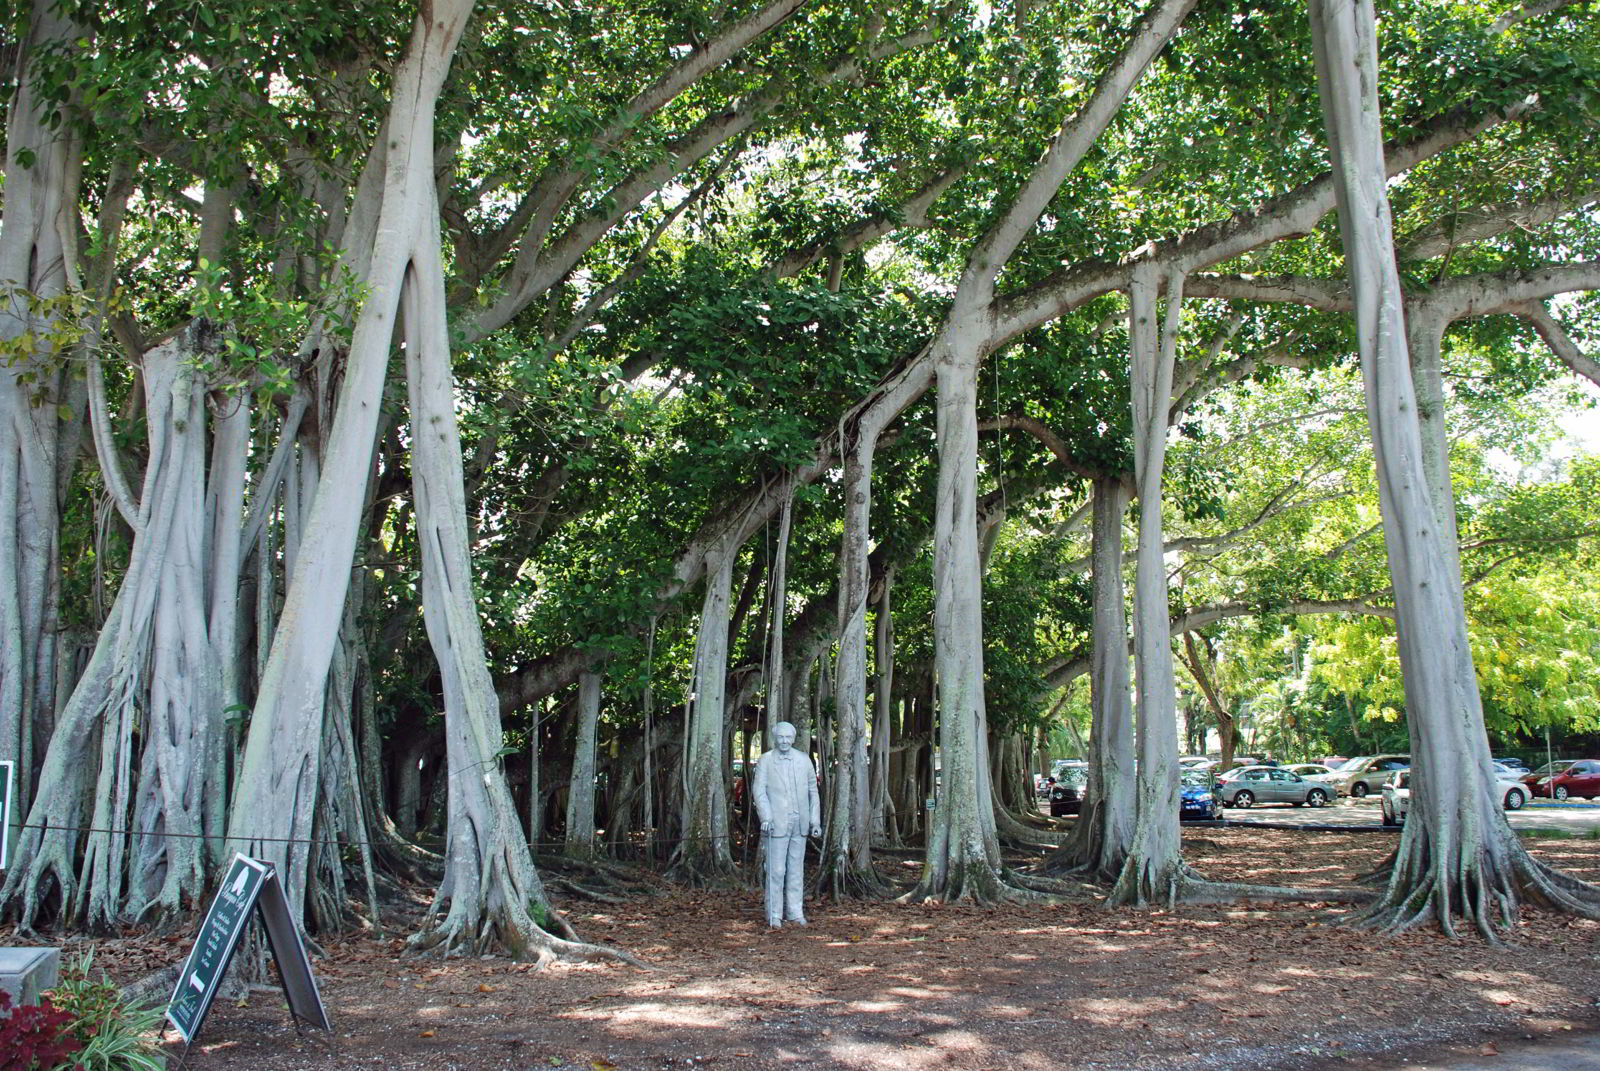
[1180,771,1221,820]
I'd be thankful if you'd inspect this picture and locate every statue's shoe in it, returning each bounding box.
[786,916,808,926]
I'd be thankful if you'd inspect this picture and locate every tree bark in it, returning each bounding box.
[1109,263,1194,907]
[0,0,75,849]
[869,566,896,846]
[1043,478,1135,880]
[1308,0,1600,934]
[669,545,739,884]
[566,671,602,856]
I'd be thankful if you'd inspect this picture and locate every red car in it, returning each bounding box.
[1522,759,1600,800]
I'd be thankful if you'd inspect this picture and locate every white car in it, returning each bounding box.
[1282,763,1347,797]
[1380,767,1530,826]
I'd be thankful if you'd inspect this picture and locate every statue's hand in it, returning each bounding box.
[809,824,822,838]
[761,821,774,836]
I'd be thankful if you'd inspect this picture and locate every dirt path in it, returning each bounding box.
[21,828,1600,1071]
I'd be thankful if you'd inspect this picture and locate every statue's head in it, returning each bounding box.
[773,721,797,754]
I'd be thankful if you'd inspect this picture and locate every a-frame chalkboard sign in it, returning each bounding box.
[165,853,331,1046]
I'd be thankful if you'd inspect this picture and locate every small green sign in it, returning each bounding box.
[166,854,269,1043]
[165,853,328,1045]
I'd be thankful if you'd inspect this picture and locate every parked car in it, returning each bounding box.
[1382,767,1531,826]
[1495,756,1530,774]
[1523,759,1600,800]
[1213,756,1274,782]
[1180,771,1221,821]
[1282,763,1346,796]
[1217,766,1333,808]
[1048,766,1089,816]
[1331,754,1410,798]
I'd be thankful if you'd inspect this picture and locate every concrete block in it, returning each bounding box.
[0,947,60,1007]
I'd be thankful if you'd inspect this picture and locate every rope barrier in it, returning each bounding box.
[2,820,771,856]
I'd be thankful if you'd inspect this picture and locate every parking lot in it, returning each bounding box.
[1218,795,1600,835]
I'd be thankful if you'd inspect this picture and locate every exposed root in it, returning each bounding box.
[547,878,628,904]
[1176,878,1373,906]
[406,897,651,969]
[1005,870,1099,898]
[0,829,79,933]
[994,806,1065,850]
[815,863,891,902]
[900,860,1061,906]
[665,839,741,890]
[1348,825,1600,940]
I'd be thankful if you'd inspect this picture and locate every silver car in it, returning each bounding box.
[1332,754,1411,798]
[1217,765,1334,808]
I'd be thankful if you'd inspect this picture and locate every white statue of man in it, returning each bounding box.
[751,721,821,927]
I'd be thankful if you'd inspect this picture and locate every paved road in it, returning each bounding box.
[1347,1032,1600,1071]
[1217,796,1600,834]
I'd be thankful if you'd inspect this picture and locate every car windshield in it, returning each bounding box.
[1336,756,1370,771]
[1180,772,1208,787]
[1528,760,1577,776]
[1056,767,1087,786]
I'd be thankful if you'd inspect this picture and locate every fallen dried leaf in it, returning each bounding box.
[420,1030,436,1039]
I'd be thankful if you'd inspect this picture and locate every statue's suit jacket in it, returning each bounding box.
[752,748,821,836]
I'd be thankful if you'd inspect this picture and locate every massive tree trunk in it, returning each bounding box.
[1108,264,1194,907]
[3,326,233,931]
[400,231,584,957]
[909,320,1013,903]
[1309,0,1600,934]
[669,544,739,884]
[0,1,75,848]
[909,0,1195,903]
[1043,478,1135,881]
[228,0,475,924]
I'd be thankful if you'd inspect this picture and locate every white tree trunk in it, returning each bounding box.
[0,0,75,845]
[910,320,1009,902]
[3,327,230,931]
[670,545,738,883]
[228,0,476,925]
[822,419,888,894]
[1047,478,1135,880]
[1308,0,1599,933]
[566,671,602,856]
[1109,263,1191,907]
[400,228,566,955]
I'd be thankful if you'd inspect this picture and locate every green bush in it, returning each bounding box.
[44,951,166,1071]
